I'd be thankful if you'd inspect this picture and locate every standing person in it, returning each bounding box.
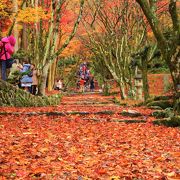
[90,77,95,92]
[30,64,38,95]
[20,61,32,92]
[7,59,23,85]
[0,35,16,80]
[54,79,63,91]
[79,78,85,93]
[76,79,80,91]
[84,68,90,91]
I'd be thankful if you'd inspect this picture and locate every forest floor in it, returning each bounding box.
[0,93,180,179]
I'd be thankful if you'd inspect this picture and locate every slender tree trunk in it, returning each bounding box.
[34,0,40,64]
[38,63,50,96]
[141,59,149,102]
[166,46,180,114]
[167,46,180,93]
[21,25,28,49]
[48,65,52,91]
[103,80,109,95]
[51,59,57,89]
[116,81,125,100]
[13,0,19,51]
[120,87,125,100]
[47,60,57,91]
[21,1,27,50]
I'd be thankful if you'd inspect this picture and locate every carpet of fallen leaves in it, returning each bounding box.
[0,94,180,179]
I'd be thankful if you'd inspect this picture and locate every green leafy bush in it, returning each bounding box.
[153,116,180,127]
[147,100,173,109]
[0,80,62,107]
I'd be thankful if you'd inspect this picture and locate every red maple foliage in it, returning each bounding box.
[0,94,179,179]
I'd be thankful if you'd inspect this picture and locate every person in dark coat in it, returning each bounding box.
[90,77,95,92]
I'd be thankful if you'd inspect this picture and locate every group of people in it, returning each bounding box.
[78,76,95,92]
[1,35,96,94]
[77,62,95,92]
[0,35,38,95]
[8,60,38,95]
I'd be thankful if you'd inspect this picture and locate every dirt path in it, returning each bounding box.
[0,94,180,179]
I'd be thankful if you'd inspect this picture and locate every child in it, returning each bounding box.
[79,78,85,92]
[55,79,63,91]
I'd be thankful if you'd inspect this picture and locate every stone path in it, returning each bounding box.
[0,93,153,122]
[0,93,180,179]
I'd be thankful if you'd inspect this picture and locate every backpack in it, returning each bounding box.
[0,41,6,60]
[0,41,14,68]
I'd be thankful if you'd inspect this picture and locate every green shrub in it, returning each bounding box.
[0,80,62,107]
[147,100,173,109]
[153,116,180,127]
[152,108,174,118]
[153,95,172,101]
[152,110,167,118]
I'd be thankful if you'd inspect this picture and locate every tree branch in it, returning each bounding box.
[8,0,26,36]
[169,0,180,37]
[51,0,84,61]
[136,0,167,50]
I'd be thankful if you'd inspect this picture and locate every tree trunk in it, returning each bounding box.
[116,81,125,100]
[13,0,19,51]
[20,1,27,49]
[167,46,180,93]
[167,46,180,114]
[48,58,57,91]
[21,25,28,49]
[141,59,149,102]
[120,86,125,100]
[135,0,179,113]
[48,66,52,91]
[103,80,109,95]
[38,64,50,96]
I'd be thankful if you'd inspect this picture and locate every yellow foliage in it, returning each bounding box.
[61,39,82,57]
[17,7,50,23]
[0,0,12,17]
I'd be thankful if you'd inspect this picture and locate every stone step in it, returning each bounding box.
[61,101,111,105]
[0,110,115,116]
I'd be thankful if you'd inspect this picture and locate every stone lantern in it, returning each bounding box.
[134,66,143,100]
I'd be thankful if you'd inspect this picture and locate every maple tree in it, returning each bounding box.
[77,0,179,104]
[135,0,180,111]
[16,0,84,95]
[81,0,147,99]
[0,0,85,95]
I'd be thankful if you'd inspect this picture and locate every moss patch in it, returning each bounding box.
[147,100,173,109]
[0,80,62,107]
[153,116,180,127]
